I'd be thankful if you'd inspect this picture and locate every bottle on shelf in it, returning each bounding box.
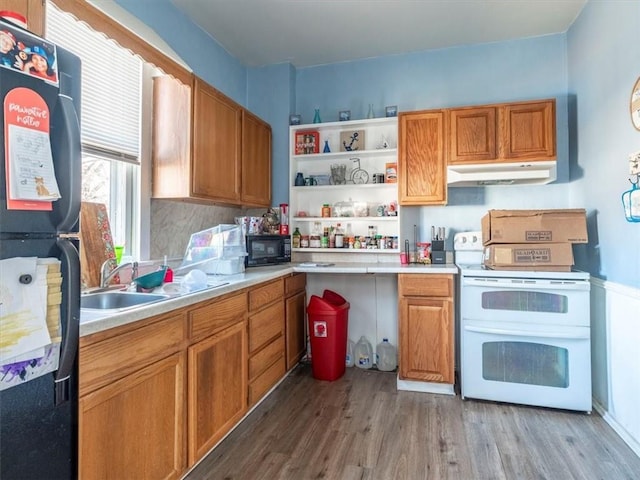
[310,222,321,248]
[329,225,336,248]
[321,226,329,248]
[292,227,301,248]
[322,203,331,218]
[345,223,353,247]
[335,223,344,248]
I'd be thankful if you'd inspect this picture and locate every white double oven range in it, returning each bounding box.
[457,264,591,412]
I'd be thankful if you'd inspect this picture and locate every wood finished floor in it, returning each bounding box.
[185,363,640,480]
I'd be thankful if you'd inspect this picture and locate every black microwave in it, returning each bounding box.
[245,234,291,267]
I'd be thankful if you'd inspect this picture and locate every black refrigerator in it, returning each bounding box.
[0,19,81,480]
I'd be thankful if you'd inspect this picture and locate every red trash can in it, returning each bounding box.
[307,289,350,381]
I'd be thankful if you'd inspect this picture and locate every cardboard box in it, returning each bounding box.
[482,209,587,245]
[483,243,574,271]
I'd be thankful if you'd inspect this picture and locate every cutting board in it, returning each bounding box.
[80,202,118,288]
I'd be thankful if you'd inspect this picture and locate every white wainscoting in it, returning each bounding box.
[590,278,640,457]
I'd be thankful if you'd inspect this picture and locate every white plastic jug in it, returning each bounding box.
[354,336,373,369]
[346,338,355,367]
[376,338,397,372]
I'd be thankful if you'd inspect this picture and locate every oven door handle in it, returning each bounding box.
[464,325,590,340]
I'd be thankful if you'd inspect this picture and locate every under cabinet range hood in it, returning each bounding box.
[447,161,557,187]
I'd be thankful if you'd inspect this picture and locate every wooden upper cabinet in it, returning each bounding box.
[448,98,556,165]
[152,74,271,207]
[448,106,497,164]
[241,109,272,207]
[152,75,192,199]
[192,77,242,204]
[398,110,447,205]
[1,0,44,36]
[501,100,555,160]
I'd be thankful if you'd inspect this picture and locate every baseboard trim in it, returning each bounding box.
[593,398,640,458]
[397,376,455,395]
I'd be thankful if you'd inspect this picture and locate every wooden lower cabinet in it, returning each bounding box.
[79,276,293,475]
[248,280,286,407]
[79,352,186,480]
[188,320,247,465]
[285,289,306,370]
[398,274,454,384]
[284,273,307,370]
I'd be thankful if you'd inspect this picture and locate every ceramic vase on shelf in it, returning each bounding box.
[313,108,321,123]
[294,172,305,186]
[323,140,331,153]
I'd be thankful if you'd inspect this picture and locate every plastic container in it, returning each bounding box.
[345,339,355,367]
[354,336,373,369]
[375,338,397,372]
[307,290,350,381]
[178,224,247,274]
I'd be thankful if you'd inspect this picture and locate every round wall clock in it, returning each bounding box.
[631,76,640,131]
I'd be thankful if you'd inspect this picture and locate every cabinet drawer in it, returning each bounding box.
[249,335,285,380]
[249,279,284,311]
[249,301,285,354]
[248,355,286,406]
[398,274,453,298]
[79,312,187,397]
[189,292,246,341]
[285,273,306,297]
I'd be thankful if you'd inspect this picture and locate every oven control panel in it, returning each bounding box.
[454,231,483,251]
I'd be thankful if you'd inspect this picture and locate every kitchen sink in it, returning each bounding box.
[81,291,170,311]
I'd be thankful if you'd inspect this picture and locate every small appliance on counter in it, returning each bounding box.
[245,234,291,267]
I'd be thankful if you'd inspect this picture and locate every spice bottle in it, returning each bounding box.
[322,203,331,218]
[321,227,329,248]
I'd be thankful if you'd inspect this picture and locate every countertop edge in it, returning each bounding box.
[80,263,459,337]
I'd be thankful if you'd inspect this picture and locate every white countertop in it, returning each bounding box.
[80,262,459,337]
[293,262,458,274]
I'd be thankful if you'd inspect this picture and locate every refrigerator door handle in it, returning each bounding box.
[55,94,82,234]
[54,238,80,405]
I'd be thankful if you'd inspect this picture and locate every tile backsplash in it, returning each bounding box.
[150,200,271,260]
[150,200,243,259]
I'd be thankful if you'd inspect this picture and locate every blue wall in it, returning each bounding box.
[293,35,574,266]
[567,0,640,288]
[117,0,638,289]
[115,0,247,104]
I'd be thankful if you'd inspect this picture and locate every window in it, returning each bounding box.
[46,3,141,257]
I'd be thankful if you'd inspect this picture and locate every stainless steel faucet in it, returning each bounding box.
[100,259,138,288]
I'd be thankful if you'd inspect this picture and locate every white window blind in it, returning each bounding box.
[46,3,142,164]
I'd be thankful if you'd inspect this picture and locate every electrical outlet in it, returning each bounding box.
[630,151,640,175]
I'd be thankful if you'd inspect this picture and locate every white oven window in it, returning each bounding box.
[482,341,569,388]
[481,291,568,313]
